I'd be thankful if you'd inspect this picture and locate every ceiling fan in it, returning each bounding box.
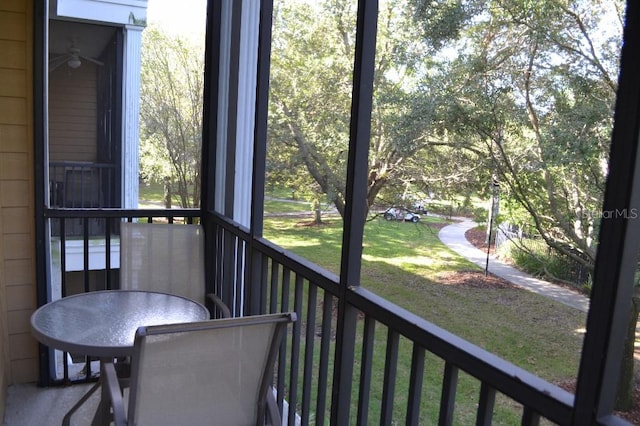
[49,44,104,72]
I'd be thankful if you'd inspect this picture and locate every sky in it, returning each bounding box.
[146,0,207,40]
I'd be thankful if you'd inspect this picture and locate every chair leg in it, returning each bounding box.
[101,360,127,426]
[61,381,101,426]
[265,388,281,426]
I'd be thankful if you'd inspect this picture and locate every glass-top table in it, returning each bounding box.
[30,290,210,425]
[31,290,210,358]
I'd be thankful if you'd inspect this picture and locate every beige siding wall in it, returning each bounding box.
[0,2,37,421]
[49,63,98,163]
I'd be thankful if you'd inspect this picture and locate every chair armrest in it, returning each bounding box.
[103,360,127,426]
[206,293,231,318]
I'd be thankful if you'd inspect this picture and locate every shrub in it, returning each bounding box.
[496,237,588,291]
[473,207,488,226]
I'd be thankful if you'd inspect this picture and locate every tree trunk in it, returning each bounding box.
[312,200,322,225]
[616,287,640,411]
[163,177,172,209]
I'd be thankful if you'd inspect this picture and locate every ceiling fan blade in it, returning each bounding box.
[80,55,104,66]
[49,54,70,65]
[49,55,70,72]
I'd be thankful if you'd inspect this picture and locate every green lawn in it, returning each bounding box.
[264,215,586,424]
[140,184,318,213]
[139,182,165,201]
[264,198,314,214]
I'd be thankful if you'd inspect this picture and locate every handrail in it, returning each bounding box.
[45,208,200,219]
[49,161,117,168]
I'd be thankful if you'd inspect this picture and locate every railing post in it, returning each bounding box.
[34,0,50,386]
[330,0,379,422]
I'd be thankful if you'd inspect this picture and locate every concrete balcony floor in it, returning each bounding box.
[4,382,99,425]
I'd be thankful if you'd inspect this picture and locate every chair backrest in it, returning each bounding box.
[127,313,296,426]
[120,222,205,304]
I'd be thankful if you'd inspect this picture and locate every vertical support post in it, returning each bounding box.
[439,363,459,426]
[220,0,242,316]
[34,0,51,387]
[201,0,222,215]
[330,0,379,423]
[121,23,144,209]
[202,0,223,305]
[573,3,640,423]
[202,0,247,315]
[248,0,274,315]
[406,344,425,426]
[251,0,273,238]
[223,0,242,218]
[476,383,496,425]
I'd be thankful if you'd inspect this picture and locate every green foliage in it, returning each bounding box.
[410,0,476,49]
[473,206,487,225]
[140,26,204,208]
[267,0,487,217]
[497,238,589,290]
[499,241,548,276]
[267,1,354,215]
[426,0,621,272]
[498,196,537,233]
[266,0,621,275]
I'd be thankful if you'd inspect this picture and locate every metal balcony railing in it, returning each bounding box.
[48,162,120,238]
[205,211,577,425]
[39,208,626,424]
[49,162,118,208]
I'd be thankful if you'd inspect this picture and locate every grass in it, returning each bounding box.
[138,181,198,209]
[263,215,585,379]
[266,186,299,199]
[264,198,314,214]
[139,182,165,201]
[263,215,587,424]
[140,183,319,213]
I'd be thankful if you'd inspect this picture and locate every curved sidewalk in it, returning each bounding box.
[438,220,590,313]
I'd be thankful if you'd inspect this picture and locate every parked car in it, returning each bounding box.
[384,207,420,223]
[413,203,428,214]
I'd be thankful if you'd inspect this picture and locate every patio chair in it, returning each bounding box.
[120,222,230,318]
[103,312,296,426]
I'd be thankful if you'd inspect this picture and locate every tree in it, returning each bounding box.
[140,27,204,208]
[269,0,622,273]
[268,1,352,218]
[409,0,622,275]
[268,0,471,218]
